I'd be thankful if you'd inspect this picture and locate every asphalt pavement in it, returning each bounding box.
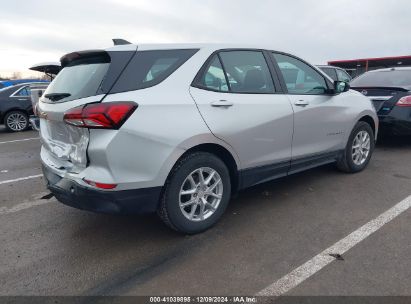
[0,126,410,296]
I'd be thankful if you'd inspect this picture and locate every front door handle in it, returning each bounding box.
[211,100,234,107]
[294,100,309,107]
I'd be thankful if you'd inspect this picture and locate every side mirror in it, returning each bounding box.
[334,81,350,93]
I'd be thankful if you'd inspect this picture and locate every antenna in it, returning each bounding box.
[112,38,131,46]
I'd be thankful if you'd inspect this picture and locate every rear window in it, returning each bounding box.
[44,49,198,102]
[351,70,411,87]
[44,52,111,102]
[110,49,199,93]
[45,63,109,101]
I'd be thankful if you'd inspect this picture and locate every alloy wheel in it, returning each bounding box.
[6,113,27,131]
[351,130,371,165]
[179,167,223,222]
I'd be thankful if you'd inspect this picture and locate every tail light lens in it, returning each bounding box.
[64,102,137,129]
[397,96,411,107]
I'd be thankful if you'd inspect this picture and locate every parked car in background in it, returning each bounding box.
[39,43,377,234]
[317,65,351,83]
[0,79,48,90]
[0,82,48,132]
[28,62,61,130]
[350,67,411,136]
[29,82,50,130]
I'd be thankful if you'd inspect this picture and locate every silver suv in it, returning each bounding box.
[39,43,378,234]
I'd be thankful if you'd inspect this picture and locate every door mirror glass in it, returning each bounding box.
[334,81,350,93]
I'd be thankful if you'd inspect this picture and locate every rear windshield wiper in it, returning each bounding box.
[44,92,71,101]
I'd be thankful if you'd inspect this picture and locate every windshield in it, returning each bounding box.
[351,70,411,87]
[44,61,109,102]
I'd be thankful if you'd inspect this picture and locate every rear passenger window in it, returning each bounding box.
[111,49,199,93]
[199,55,229,92]
[219,51,275,93]
[193,50,275,94]
[273,53,328,95]
[144,57,179,82]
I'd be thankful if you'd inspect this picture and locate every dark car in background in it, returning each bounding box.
[0,82,47,132]
[350,67,411,136]
[0,79,48,90]
[317,65,352,83]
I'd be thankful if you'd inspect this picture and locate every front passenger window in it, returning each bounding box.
[273,53,328,95]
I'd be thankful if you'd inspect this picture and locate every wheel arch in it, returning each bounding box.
[358,115,376,136]
[166,142,241,194]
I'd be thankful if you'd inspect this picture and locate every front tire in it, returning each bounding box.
[337,121,375,173]
[158,152,231,234]
[4,111,29,132]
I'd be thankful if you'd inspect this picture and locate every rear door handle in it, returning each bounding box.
[211,100,234,107]
[294,100,309,107]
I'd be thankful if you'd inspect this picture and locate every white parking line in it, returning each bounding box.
[0,193,55,215]
[0,198,54,215]
[0,174,43,185]
[0,137,40,144]
[257,195,411,296]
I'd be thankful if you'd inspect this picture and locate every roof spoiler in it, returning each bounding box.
[112,38,131,46]
[60,50,109,67]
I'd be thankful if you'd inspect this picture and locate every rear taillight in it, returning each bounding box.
[397,96,411,107]
[64,102,137,129]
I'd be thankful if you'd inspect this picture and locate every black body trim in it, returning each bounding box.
[42,165,162,214]
[289,150,343,174]
[240,160,290,189]
[239,150,343,189]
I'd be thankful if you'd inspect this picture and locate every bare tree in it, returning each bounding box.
[11,71,22,79]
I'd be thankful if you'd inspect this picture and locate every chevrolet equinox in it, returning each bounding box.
[39,43,378,234]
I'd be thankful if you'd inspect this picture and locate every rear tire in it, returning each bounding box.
[158,152,231,234]
[337,121,375,173]
[4,111,29,132]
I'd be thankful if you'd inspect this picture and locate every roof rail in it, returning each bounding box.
[112,38,131,46]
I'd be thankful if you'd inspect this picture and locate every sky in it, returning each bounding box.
[1,0,410,78]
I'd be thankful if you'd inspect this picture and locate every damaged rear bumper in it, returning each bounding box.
[42,164,162,214]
